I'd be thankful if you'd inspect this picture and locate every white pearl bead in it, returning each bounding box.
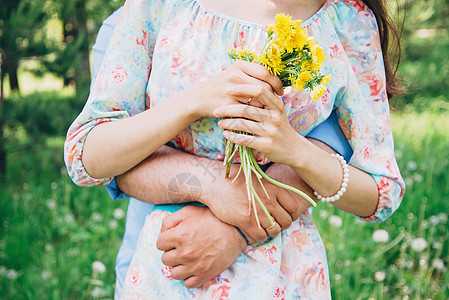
[314,191,318,196]
[334,195,340,200]
[337,191,343,197]
[330,196,335,202]
[342,182,347,188]
[341,187,346,193]
[343,178,349,184]
[317,195,322,200]
[344,173,349,179]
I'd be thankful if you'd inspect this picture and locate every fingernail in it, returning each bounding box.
[217,120,222,126]
[213,108,220,117]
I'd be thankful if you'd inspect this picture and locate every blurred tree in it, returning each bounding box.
[0,0,50,175]
[42,0,121,95]
[0,0,49,96]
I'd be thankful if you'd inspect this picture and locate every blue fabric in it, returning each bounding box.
[95,6,353,291]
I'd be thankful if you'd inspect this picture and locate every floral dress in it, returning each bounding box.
[64,0,405,298]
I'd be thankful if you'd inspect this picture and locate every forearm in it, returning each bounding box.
[116,145,232,205]
[82,90,199,179]
[292,138,378,218]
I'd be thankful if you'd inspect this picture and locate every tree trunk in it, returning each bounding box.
[0,120,5,177]
[8,64,19,92]
[0,51,5,176]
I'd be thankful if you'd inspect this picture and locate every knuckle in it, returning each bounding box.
[179,248,195,260]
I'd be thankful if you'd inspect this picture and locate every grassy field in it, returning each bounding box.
[1,104,448,299]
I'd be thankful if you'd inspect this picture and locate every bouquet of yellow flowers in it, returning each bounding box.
[224,14,330,229]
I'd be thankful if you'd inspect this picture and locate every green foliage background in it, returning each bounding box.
[0,0,448,299]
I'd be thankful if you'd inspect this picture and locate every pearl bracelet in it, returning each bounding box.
[313,153,349,203]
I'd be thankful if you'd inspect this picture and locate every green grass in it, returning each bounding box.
[1,110,448,299]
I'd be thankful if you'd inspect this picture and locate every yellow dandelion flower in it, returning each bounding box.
[310,44,326,70]
[310,76,330,101]
[292,71,313,91]
[257,46,284,76]
[274,13,293,38]
[292,27,308,50]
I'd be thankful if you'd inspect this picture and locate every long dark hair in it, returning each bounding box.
[363,0,404,99]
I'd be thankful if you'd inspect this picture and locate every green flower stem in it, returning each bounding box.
[249,151,317,207]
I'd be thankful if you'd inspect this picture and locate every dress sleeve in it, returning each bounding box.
[333,3,405,222]
[64,0,172,186]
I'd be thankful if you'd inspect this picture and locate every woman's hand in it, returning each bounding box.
[189,60,284,118]
[213,84,303,166]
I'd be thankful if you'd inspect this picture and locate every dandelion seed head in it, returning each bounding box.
[64,214,75,223]
[412,173,423,183]
[109,220,118,229]
[22,183,29,190]
[372,229,389,243]
[437,213,447,224]
[45,244,53,252]
[421,220,428,229]
[6,269,18,280]
[407,213,414,220]
[329,215,342,228]
[91,287,106,298]
[419,257,427,269]
[429,216,439,226]
[395,150,403,159]
[47,199,56,210]
[113,208,125,220]
[405,178,414,187]
[319,210,328,219]
[334,274,342,281]
[374,271,386,282]
[92,212,103,222]
[92,261,106,274]
[41,270,51,279]
[411,237,428,252]
[432,258,446,271]
[51,182,58,190]
[432,242,442,250]
[407,161,417,171]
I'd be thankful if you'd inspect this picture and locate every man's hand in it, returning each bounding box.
[264,162,316,221]
[156,206,246,288]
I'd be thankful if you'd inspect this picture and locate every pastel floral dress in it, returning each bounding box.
[64,0,406,298]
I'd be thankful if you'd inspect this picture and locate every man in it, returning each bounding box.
[92,7,353,298]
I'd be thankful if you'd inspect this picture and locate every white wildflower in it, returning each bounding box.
[6,269,18,279]
[404,178,414,187]
[64,214,75,223]
[419,257,427,269]
[47,199,57,210]
[437,213,447,224]
[92,261,106,274]
[429,215,439,226]
[113,208,125,220]
[372,229,389,243]
[329,215,342,228]
[108,220,118,229]
[319,210,328,219]
[406,161,417,171]
[412,173,423,183]
[89,279,104,286]
[432,242,442,250]
[432,258,446,271]
[91,287,106,298]
[374,271,386,282]
[41,270,51,279]
[411,237,428,252]
[51,182,58,190]
[92,212,103,222]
